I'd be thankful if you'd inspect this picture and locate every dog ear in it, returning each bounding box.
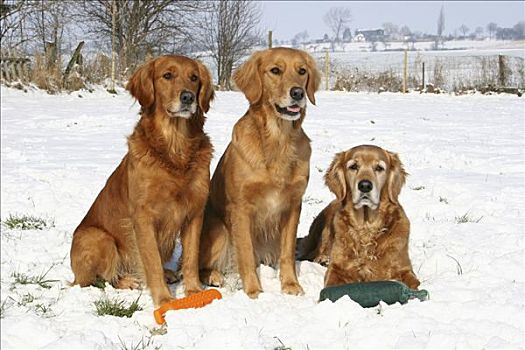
[386,151,407,204]
[196,60,215,113]
[304,51,320,105]
[233,51,263,105]
[325,151,348,202]
[126,59,155,111]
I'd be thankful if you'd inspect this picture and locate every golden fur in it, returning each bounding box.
[199,47,320,298]
[297,145,420,289]
[70,55,215,306]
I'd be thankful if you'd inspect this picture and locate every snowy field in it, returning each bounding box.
[1,86,524,349]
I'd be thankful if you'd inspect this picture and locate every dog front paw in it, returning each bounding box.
[282,281,304,296]
[185,282,204,297]
[245,287,262,299]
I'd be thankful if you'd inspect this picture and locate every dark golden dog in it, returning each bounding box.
[297,145,420,289]
[199,48,320,298]
[70,55,214,307]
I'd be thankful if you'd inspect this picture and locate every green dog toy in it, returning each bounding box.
[319,280,429,307]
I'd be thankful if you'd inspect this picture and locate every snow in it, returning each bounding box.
[1,85,524,349]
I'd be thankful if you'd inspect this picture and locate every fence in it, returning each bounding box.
[312,49,525,93]
[2,46,524,94]
[0,50,31,82]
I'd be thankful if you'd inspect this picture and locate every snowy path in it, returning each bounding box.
[1,86,524,349]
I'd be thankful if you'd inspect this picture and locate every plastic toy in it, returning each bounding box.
[319,280,429,307]
[154,289,222,324]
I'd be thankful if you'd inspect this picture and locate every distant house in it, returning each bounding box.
[353,29,385,42]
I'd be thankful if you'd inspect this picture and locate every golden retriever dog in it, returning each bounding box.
[70,55,214,307]
[198,48,320,298]
[297,145,420,289]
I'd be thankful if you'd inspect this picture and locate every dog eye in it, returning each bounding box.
[375,165,385,172]
[298,68,306,75]
[163,72,172,80]
[191,74,198,82]
[349,163,358,171]
[270,67,281,75]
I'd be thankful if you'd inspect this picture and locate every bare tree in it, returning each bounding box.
[474,26,484,39]
[0,0,36,51]
[514,21,525,40]
[382,22,399,41]
[324,7,351,43]
[78,0,208,75]
[400,25,411,38]
[26,0,75,66]
[437,5,445,38]
[434,5,445,49]
[487,22,498,40]
[291,30,309,47]
[459,24,469,38]
[197,0,260,90]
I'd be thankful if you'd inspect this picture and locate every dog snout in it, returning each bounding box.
[290,87,305,101]
[180,91,195,105]
[358,180,373,193]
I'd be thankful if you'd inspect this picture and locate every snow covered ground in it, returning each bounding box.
[1,86,524,349]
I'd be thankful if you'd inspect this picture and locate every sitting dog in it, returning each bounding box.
[199,47,320,298]
[297,145,420,289]
[70,55,214,307]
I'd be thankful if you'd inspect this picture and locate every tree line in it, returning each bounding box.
[0,0,261,89]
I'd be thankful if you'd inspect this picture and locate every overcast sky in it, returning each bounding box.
[260,1,525,41]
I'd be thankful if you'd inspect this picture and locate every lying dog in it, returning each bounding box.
[70,55,214,306]
[297,145,420,289]
[199,47,320,298]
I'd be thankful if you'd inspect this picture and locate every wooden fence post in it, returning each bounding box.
[268,31,272,49]
[498,54,507,87]
[63,41,85,84]
[109,0,117,93]
[422,62,425,90]
[325,50,330,90]
[403,49,408,93]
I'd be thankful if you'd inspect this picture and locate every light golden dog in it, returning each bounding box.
[70,55,214,307]
[199,48,320,298]
[297,145,420,289]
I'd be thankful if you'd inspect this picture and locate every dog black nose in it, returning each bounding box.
[290,87,305,101]
[358,180,373,193]
[180,91,195,105]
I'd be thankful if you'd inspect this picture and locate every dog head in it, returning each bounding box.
[233,47,320,123]
[126,55,214,119]
[325,145,407,209]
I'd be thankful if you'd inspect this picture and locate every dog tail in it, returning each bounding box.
[296,208,327,261]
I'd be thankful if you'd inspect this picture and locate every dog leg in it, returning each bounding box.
[324,264,354,287]
[71,227,119,287]
[279,206,304,296]
[133,217,173,307]
[181,213,205,296]
[399,270,420,290]
[163,268,179,284]
[199,269,224,287]
[231,208,262,298]
[114,275,142,289]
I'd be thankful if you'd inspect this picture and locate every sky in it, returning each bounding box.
[260,1,525,41]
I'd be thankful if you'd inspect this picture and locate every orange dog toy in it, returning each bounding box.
[153,289,222,324]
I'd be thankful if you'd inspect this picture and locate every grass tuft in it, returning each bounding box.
[118,336,161,350]
[11,266,59,289]
[455,212,483,224]
[2,214,54,230]
[0,298,13,318]
[16,293,35,306]
[94,294,143,318]
[273,337,292,350]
